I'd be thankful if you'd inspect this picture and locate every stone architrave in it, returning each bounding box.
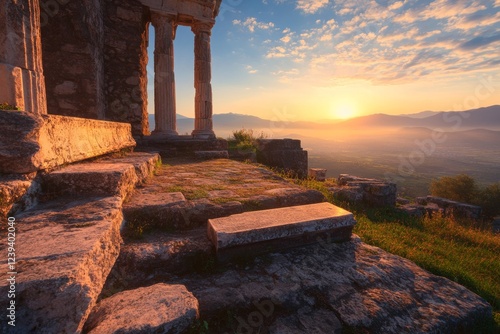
[151,11,178,137]
[192,22,216,139]
[0,0,47,114]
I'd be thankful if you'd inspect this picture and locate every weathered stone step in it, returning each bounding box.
[102,228,213,296]
[194,150,229,159]
[207,202,356,261]
[0,196,124,334]
[84,284,198,334]
[42,152,159,200]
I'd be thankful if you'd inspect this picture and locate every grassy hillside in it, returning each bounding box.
[293,178,500,331]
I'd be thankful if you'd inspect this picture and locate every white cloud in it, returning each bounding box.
[296,0,329,14]
[246,65,258,74]
[233,17,275,33]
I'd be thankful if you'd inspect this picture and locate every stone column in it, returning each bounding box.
[151,12,178,137]
[0,0,47,114]
[192,21,216,139]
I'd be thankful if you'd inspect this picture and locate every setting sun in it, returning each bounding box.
[331,102,358,120]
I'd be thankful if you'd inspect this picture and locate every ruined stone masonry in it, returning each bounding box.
[0,0,494,332]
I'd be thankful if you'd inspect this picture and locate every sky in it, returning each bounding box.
[147,0,500,121]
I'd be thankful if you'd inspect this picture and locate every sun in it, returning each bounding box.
[331,102,357,120]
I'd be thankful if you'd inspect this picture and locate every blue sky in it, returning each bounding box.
[147,0,500,120]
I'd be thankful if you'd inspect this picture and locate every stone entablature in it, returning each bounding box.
[146,0,221,139]
[140,0,221,24]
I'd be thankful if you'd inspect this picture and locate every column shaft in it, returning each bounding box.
[192,22,215,139]
[151,12,177,136]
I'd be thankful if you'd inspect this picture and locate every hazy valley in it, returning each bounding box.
[151,105,500,198]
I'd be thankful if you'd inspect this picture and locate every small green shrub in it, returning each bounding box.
[0,102,20,111]
[429,174,477,203]
[228,129,267,153]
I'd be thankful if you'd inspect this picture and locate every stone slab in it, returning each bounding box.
[84,284,199,334]
[0,110,136,173]
[42,152,160,200]
[0,196,124,334]
[207,202,356,260]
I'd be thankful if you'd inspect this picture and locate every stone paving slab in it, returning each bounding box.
[84,284,199,334]
[207,202,356,261]
[0,196,124,334]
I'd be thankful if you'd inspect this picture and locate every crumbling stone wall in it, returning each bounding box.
[256,139,308,178]
[40,0,150,135]
[103,0,150,136]
[41,0,105,119]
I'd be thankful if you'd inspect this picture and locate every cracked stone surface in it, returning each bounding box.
[167,235,492,333]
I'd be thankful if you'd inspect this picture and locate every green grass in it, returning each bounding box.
[289,177,500,330]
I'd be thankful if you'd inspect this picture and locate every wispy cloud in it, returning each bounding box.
[246,65,259,74]
[233,17,275,33]
[233,0,500,86]
[296,0,330,14]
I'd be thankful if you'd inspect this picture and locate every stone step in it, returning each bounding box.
[122,187,324,235]
[42,152,159,200]
[84,284,198,334]
[0,173,40,220]
[0,196,124,334]
[207,202,356,262]
[194,150,229,159]
[102,228,213,295]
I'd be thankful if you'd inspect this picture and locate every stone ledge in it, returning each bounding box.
[0,196,124,334]
[207,202,356,261]
[0,110,136,174]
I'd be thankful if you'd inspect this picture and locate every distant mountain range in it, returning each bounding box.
[148,105,500,134]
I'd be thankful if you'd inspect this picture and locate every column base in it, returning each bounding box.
[192,129,216,139]
[151,129,179,138]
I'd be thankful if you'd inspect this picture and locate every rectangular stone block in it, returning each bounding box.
[0,110,136,173]
[207,202,356,261]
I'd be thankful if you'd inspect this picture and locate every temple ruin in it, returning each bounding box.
[0,1,493,333]
[1,0,221,139]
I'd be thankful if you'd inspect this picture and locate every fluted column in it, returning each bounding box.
[192,21,215,139]
[151,12,178,137]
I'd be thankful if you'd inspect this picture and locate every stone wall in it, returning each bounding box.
[0,0,47,114]
[256,139,308,178]
[103,0,150,136]
[41,0,105,119]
